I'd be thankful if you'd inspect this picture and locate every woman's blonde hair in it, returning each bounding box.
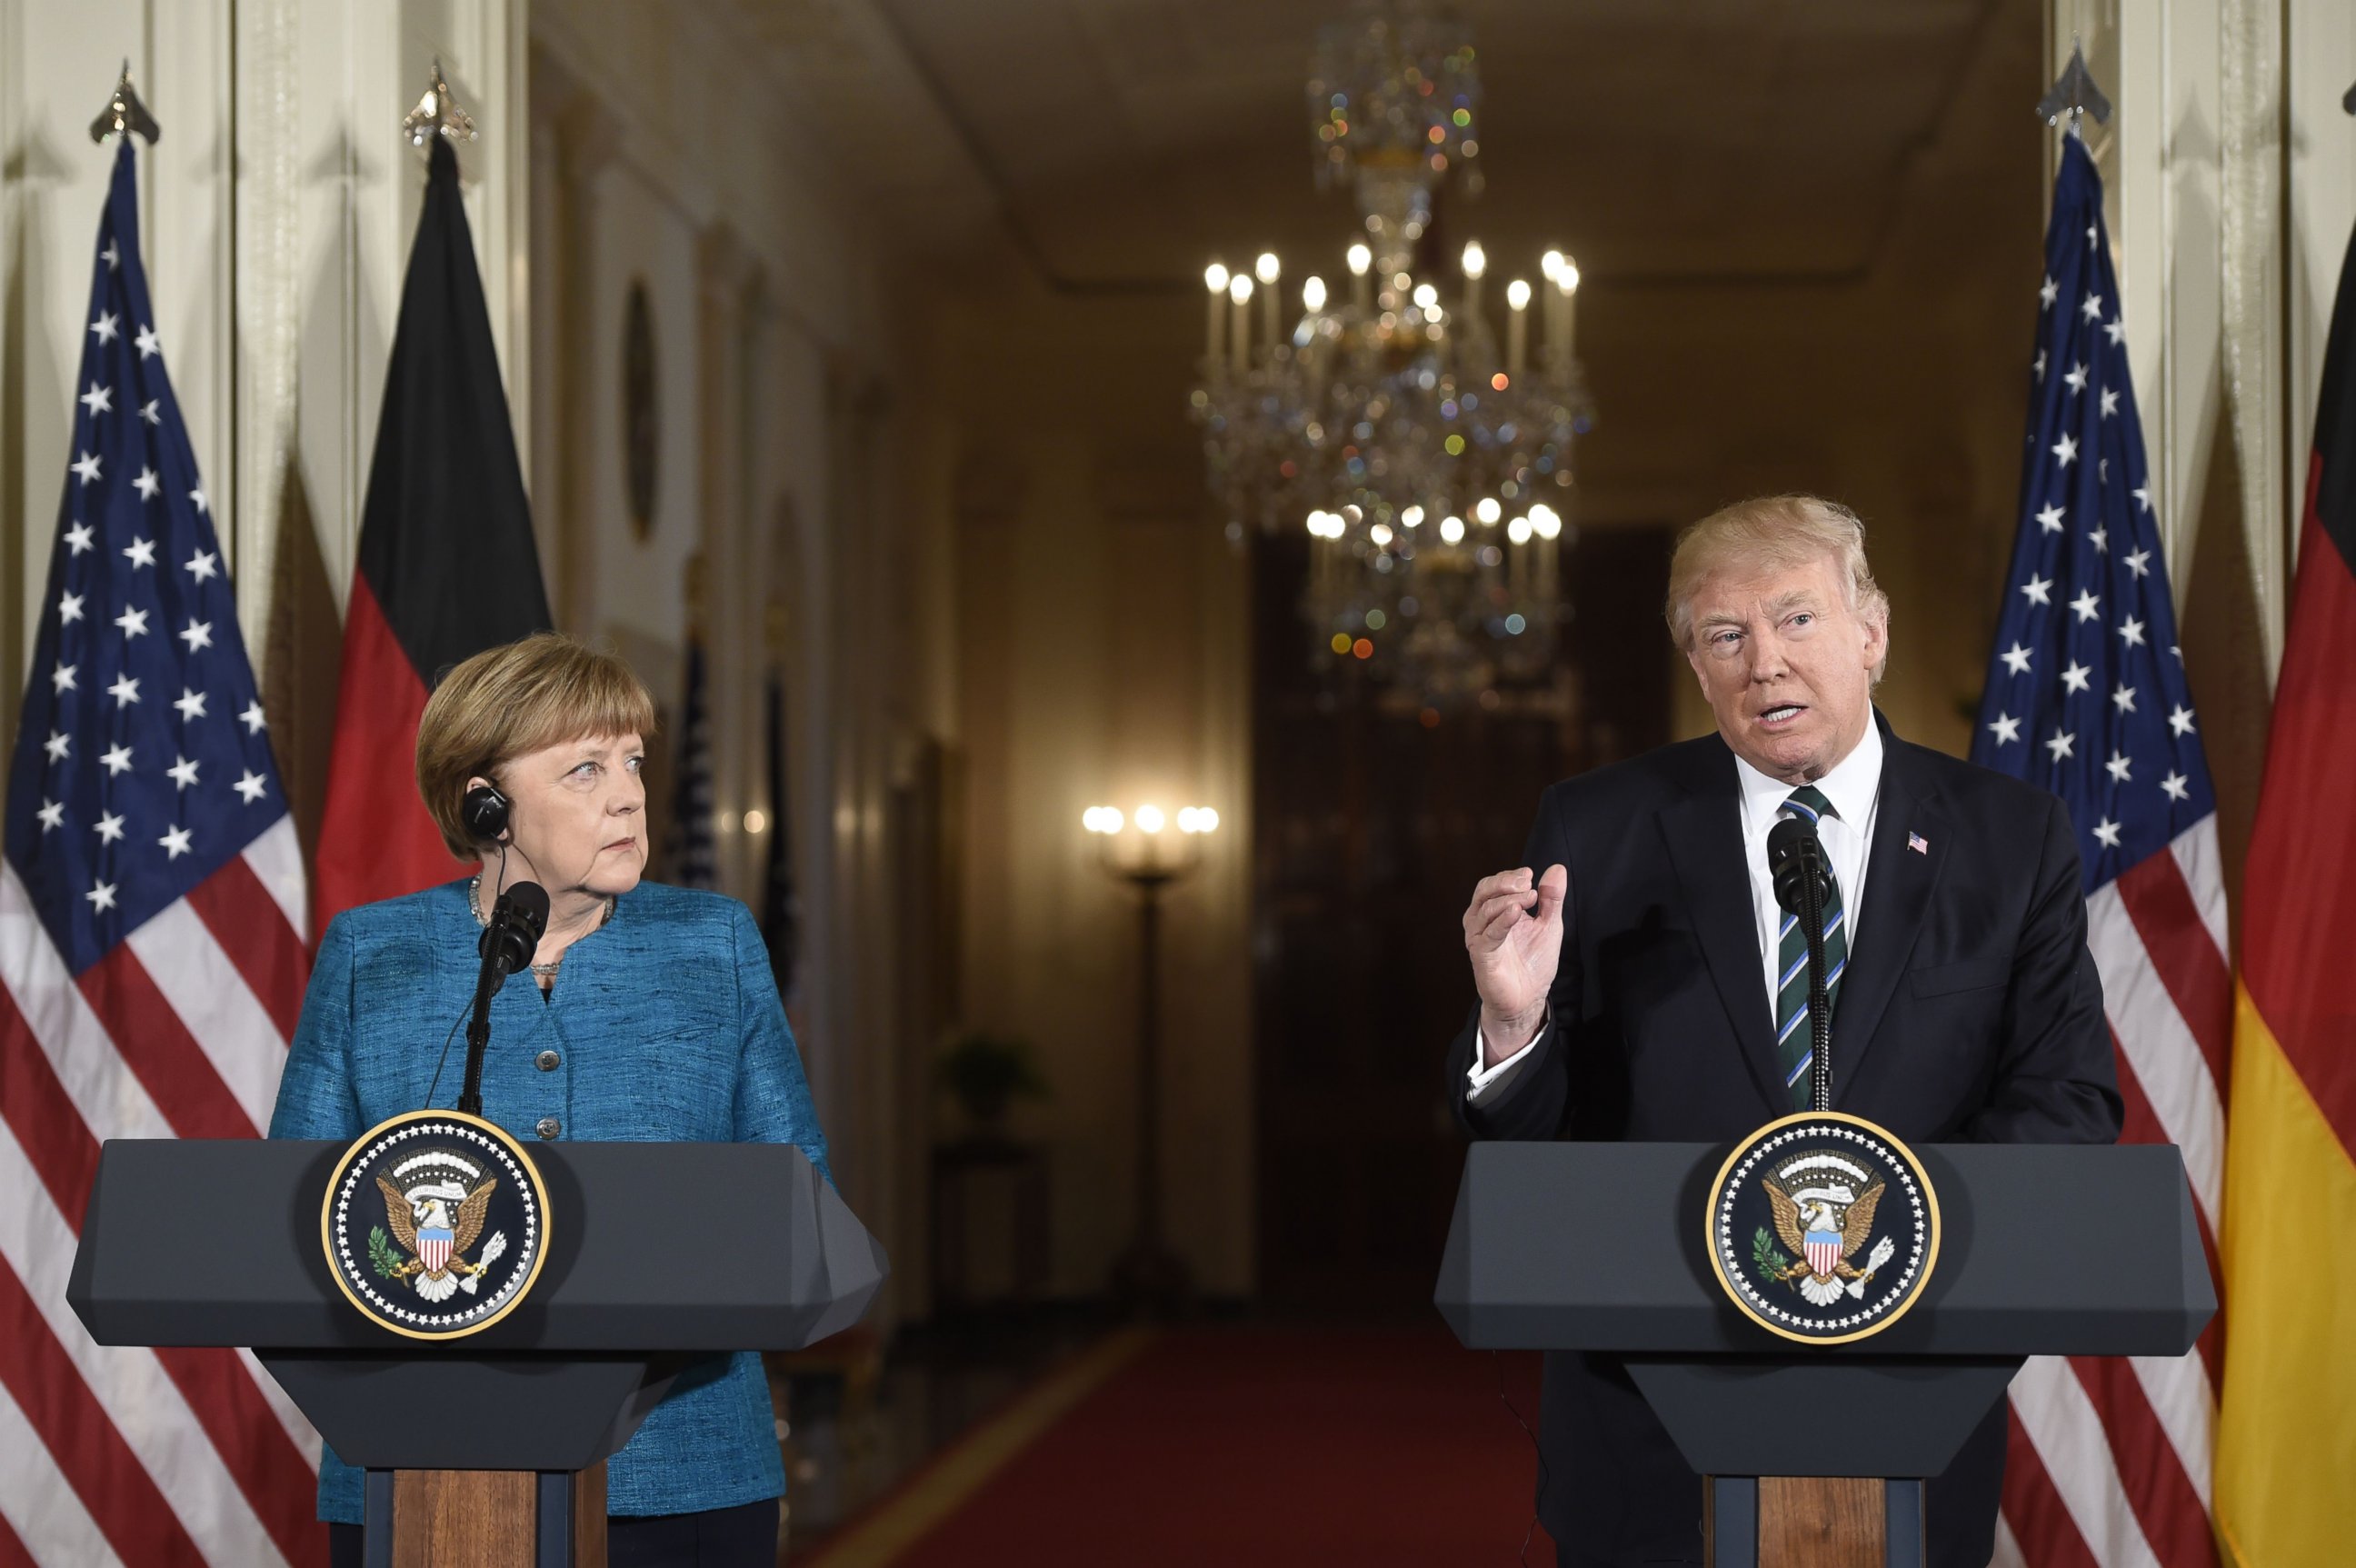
[415,633,658,858]
[1664,494,1891,683]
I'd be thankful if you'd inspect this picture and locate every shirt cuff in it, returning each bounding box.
[1465,1014,1547,1106]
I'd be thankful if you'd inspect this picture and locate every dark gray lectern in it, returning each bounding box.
[69,1139,886,1568]
[1436,1142,2214,1568]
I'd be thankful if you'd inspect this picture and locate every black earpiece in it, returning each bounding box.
[461,782,511,844]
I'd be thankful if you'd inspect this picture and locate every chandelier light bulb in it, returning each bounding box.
[1441,515,1466,544]
[1413,282,1439,311]
[1230,274,1253,304]
[1255,252,1282,285]
[1193,807,1220,834]
[1541,249,1564,283]
[1370,523,1393,546]
[1205,262,1230,293]
[1347,243,1372,276]
[1303,275,1328,312]
[1507,278,1532,311]
[1475,496,1502,524]
[1084,806,1125,834]
[1136,804,1167,834]
[1462,241,1486,279]
[1403,504,1425,527]
[1558,259,1580,294]
[1507,515,1533,544]
[1530,503,1562,539]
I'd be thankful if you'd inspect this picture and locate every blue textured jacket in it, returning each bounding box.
[267,878,831,1523]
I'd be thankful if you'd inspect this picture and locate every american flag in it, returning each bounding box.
[1971,132,2228,1568]
[0,143,323,1563]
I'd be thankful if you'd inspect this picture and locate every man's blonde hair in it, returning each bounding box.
[1664,494,1891,683]
[415,633,658,858]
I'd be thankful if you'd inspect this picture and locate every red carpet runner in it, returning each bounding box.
[805,1326,1556,1567]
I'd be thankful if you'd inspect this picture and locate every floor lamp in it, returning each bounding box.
[1084,804,1219,1313]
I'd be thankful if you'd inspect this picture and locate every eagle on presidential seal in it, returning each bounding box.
[372,1172,509,1303]
[1761,1153,1900,1307]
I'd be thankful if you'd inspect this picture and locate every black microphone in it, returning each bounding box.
[1766,813,1832,915]
[458,882,549,1116]
[1766,812,1834,1112]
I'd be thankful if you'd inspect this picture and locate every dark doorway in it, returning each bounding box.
[1251,524,1677,1309]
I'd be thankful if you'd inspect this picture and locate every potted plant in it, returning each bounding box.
[935,1032,1050,1138]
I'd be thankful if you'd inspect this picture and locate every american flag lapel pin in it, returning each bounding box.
[1908,832,1929,855]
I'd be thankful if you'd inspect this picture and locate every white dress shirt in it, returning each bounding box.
[1466,722,1885,1105]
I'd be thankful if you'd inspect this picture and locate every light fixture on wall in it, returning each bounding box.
[1191,0,1593,705]
[1083,802,1219,1311]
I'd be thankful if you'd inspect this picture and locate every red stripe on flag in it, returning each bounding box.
[315,574,462,935]
[2241,496,2356,1154]
[75,947,257,1141]
[185,854,307,1041]
[150,1347,324,1567]
[2112,851,2232,1106]
[0,1506,33,1568]
[2110,1032,2224,1386]
[2067,1354,2219,1568]
[0,1258,209,1566]
[2002,1403,2102,1568]
[0,994,101,1228]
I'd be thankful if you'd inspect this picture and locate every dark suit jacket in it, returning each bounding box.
[1447,714,2121,1567]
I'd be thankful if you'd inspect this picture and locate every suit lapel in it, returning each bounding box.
[1831,726,1948,1102]
[1657,748,1783,1111]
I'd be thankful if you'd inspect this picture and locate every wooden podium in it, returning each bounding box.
[70,1138,886,1567]
[1436,1141,2214,1568]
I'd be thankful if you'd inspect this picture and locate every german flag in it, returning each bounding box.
[2214,214,2356,1562]
[313,135,551,932]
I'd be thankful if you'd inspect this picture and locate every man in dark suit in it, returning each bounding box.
[1450,495,2121,1568]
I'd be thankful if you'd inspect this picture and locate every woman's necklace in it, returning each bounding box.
[468,877,613,976]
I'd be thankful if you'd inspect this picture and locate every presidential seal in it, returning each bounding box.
[1704,1112,1939,1345]
[321,1111,549,1340]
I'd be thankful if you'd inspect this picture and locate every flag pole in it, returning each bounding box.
[88,59,160,145]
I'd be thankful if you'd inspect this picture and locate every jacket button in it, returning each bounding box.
[535,1050,561,1072]
[535,1116,561,1140]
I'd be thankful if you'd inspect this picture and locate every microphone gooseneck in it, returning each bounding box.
[457,881,550,1116]
[1766,810,1834,1113]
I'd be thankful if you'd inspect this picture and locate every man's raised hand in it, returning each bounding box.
[1463,864,1567,1066]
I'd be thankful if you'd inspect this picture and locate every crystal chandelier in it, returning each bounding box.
[1192,0,1593,703]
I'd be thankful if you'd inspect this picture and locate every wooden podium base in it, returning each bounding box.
[1704,1476,1923,1568]
[362,1463,606,1567]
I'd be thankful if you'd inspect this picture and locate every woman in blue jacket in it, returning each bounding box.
[272,632,828,1568]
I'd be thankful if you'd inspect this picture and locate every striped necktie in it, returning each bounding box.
[1773,784,1846,1110]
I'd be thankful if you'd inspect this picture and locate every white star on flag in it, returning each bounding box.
[2062,661,2093,694]
[2044,729,2074,762]
[2021,574,2053,606]
[2036,504,2065,533]
[166,755,200,790]
[94,812,125,844]
[158,824,194,859]
[135,323,160,359]
[2001,643,2033,675]
[2092,817,2122,848]
[1987,714,2022,745]
[2052,433,2079,466]
[134,465,160,500]
[58,593,83,624]
[234,769,269,804]
[80,382,113,415]
[179,619,214,653]
[184,550,220,582]
[89,310,119,344]
[172,687,207,722]
[2070,589,2101,624]
[65,522,95,554]
[123,536,157,568]
[2106,750,2133,783]
[71,451,102,484]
